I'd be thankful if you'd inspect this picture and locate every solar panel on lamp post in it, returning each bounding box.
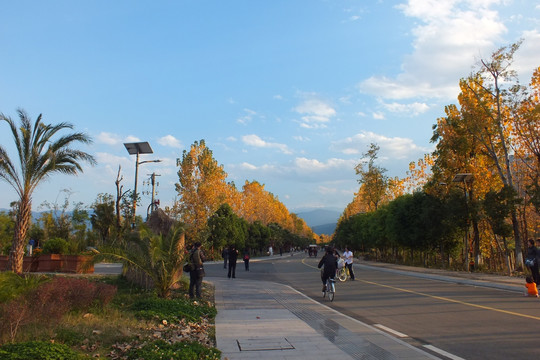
[124,142,161,228]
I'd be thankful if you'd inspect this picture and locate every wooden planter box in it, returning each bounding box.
[36,254,62,272]
[61,255,94,274]
[0,254,93,274]
[0,255,38,272]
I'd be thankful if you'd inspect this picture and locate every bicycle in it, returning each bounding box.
[323,277,336,301]
[337,266,349,282]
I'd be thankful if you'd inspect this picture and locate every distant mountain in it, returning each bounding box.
[311,223,337,236]
[295,208,341,235]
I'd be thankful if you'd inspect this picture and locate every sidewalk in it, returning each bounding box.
[208,261,525,360]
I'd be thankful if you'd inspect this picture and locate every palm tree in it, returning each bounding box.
[0,109,96,274]
[95,224,186,298]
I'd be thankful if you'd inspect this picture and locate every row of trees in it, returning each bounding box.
[169,139,315,255]
[335,42,539,273]
[0,110,315,274]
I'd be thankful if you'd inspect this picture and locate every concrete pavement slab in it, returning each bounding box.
[209,277,438,360]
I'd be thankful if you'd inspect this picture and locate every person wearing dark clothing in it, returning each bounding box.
[189,242,206,299]
[222,247,229,269]
[525,239,540,285]
[228,245,238,278]
[243,249,250,271]
[318,247,338,292]
[536,239,540,269]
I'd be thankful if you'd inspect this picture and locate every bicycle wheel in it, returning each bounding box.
[337,267,347,282]
[328,280,335,301]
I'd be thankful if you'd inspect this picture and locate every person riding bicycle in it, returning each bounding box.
[318,246,338,292]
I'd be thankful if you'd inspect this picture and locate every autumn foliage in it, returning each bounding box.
[335,42,539,273]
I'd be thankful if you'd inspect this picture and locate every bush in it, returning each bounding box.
[0,340,89,359]
[0,273,48,304]
[130,297,216,323]
[125,339,220,360]
[0,277,117,343]
[42,237,69,255]
[54,327,86,346]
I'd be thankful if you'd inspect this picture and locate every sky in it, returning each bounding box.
[1,0,539,216]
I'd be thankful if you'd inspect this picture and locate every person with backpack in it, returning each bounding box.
[189,242,206,299]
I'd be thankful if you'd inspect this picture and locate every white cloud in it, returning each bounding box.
[294,95,336,129]
[331,131,429,160]
[97,132,122,145]
[237,108,258,125]
[372,112,385,120]
[381,101,430,115]
[124,135,141,143]
[242,134,292,154]
[273,94,283,100]
[360,0,509,100]
[239,162,258,170]
[157,135,182,149]
[318,185,338,195]
[514,30,540,80]
[293,157,357,173]
[95,152,131,168]
[293,135,310,142]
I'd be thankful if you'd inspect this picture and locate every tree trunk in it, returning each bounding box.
[510,209,523,270]
[9,197,32,274]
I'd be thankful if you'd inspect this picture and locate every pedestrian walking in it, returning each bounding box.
[525,239,539,285]
[189,242,205,299]
[243,249,250,271]
[228,245,238,278]
[343,246,355,280]
[222,247,229,269]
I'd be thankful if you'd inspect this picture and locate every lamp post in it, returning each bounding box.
[124,142,161,228]
[452,173,473,271]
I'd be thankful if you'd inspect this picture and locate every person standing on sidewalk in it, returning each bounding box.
[222,247,228,269]
[525,239,539,285]
[228,245,238,278]
[243,249,250,271]
[343,246,355,281]
[189,242,206,299]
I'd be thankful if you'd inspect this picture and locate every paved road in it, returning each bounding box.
[206,254,540,359]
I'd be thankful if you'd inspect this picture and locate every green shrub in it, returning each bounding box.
[0,273,48,304]
[42,237,69,254]
[54,327,86,346]
[125,339,220,360]
[130,297,216,323]
[0,340,88,359]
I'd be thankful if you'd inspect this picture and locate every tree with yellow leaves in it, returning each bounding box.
[458,42,525,269]
[174,140,229,242]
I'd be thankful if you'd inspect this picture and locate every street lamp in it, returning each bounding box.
[124,142,161,228]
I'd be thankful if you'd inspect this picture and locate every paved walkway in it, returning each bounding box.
[208,261,524,360]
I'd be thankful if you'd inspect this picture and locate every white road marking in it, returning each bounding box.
[423,345,466,360]
[373,324,408,338]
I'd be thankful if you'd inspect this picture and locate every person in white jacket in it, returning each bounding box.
[343,247,355,281]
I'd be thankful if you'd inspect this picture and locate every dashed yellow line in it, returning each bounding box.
[301,257,540,321]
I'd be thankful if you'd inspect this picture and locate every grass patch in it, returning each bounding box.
[0,274,219,359]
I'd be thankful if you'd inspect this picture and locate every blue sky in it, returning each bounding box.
[1,0,539,215]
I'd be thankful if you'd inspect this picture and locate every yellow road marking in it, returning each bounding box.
[301,257,540,321]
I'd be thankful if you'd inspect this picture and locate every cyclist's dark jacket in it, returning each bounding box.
[318,252,337,277]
